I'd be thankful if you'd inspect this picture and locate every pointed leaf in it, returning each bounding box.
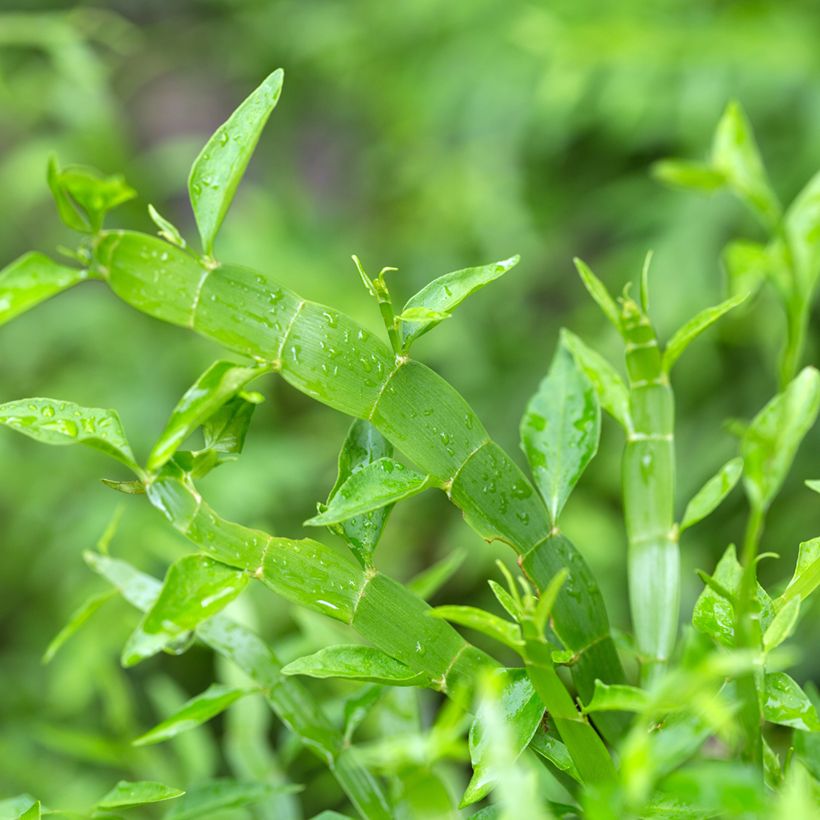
[711,101,781,228]
[134,683,253,746]
[282,645,429,686]
[762,673,820,731]
[651,159,726,192]
[148,204,186,248]
[122,555,248,667]
[305,458,429,527]
[573,258,621,332]
[429,606,521,650]
[680,457,743,533]
[49,164,135,232]
[785,170,820,291]
[582,681,649,714]
[779,537,820,608]
[0,398,140,473]
[662,294,746,373]
[325,420,394,568]
[399,255,519,349]
[560,329,631,431]
[0,252,89,326]
[521,343,600,525]
[189,69,284,255]
[407,547,466,600]
[95,780,184,810]
[165,779,293,820]
[763,598,800,652]
[147,360,267,471]
[42,590,115,664]
[742,367,820,511]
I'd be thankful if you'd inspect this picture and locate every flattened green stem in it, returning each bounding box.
[621,302,678,685]
[89,230,627,735]
[88,553,392,820]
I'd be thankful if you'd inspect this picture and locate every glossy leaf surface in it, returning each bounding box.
[95,780,184,810]
[762,673,820,731]
[581,681,649,713]
[282,645,429,686]
[429,605,521,650]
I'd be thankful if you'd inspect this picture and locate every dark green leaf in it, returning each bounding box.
[95,780,184,810]
[283,645,429,686]
[680,457,743,532]
[521,343,600,525]
[189,69,284,255]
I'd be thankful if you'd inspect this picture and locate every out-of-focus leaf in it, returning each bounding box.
[774,762,818,820]
[122,555,248,667]
[0,252,89,326]
[520,343,600,525]
[0,398,140,474]
[165,779,295,820]
[429,606,521,650]
[582,681,649,714]
[785,170,820,291]
[763,598,800,652]
[778,537,820,608]
[711,101,781,228]
[95,780,184,810]
[134,683,254,746]
[324,419,394,568]
[794,684,820,780]
[49,162,135,232]
[742,367,820,511]
[305,458,429,527]
[462,668,544,806]
[762,672,820,731]
[680,457,743,533]
[17,802,39,820]
[399,255,519,349]
[0,795,37,819]
[656,761,766,817]
[407,548,466,600]
[560,329,631,431]
[189,69,284,255]
[574,258,622,331]
[651,159,726,192]
[282,645,429,686]
[662,294,746,373]
[42,590,115,664]
[722,240,773,300]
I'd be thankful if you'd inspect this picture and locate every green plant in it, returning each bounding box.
[0,71,818,818]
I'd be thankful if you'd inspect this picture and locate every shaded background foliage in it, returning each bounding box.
[0,0,818,810]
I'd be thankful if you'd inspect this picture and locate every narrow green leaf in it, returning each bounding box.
[662,293,746,373]
[573,258,622,332]
[147,360,267,471]
[582,681,649,714]
[165,779,294,820]
[188,69,284,255]
[711,101,781,228]
[487,580,519,621]
[148,204,186,248]
[134,683,253,746]
[742,367,820,511]
[680,457,743,533]
[429,606,521,650]
[95,780,184,810]
[101,478,145,494]
[521,343,600,525]
[784,169,820,291]
[325,419,394,568]
[533,568,568,636]
[651,158,726,192]
[122,555,248,667]
[399,255,519,349]
[407,547,466,600]
[778,537,820,607]
[762,672,820,731]
[42,590,115,664]
[0,398,140,474]
[763,597,800,652]
[282,645,429,686]
[560,329,631,431]
[305,458,430,527]
[0,252,89,326]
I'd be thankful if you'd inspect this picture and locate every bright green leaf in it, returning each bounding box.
[0,252,89,327]
[680,457,743,532]
[742,367,820,511]
[42,590,115,664]
[582,681,649,714]
[722,240,773,301]
[399,255,519,349]
[651,158,726,192]
[521,343,600,526]
[282,645,429,686]
[134,683,253,746]
[663,293,746,373]
[165,779,294,820]
[487,580,519,621]
[785,170,820,292]
[304,458,429,527]
[573,258,622,332]
[189,69,284,255]
[779,537,820,608]
[762,672,820,731]
[656,761,766,817]
[763,597,801,652]
[148,204,186,248]
[429,606,521,650]
[122,555,248,667]
[0,795,38,819]
[560,328,631,431]
[95,780,184,810]
[0,398,140,474]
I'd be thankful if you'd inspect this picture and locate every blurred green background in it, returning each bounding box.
[1,0,819,813]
